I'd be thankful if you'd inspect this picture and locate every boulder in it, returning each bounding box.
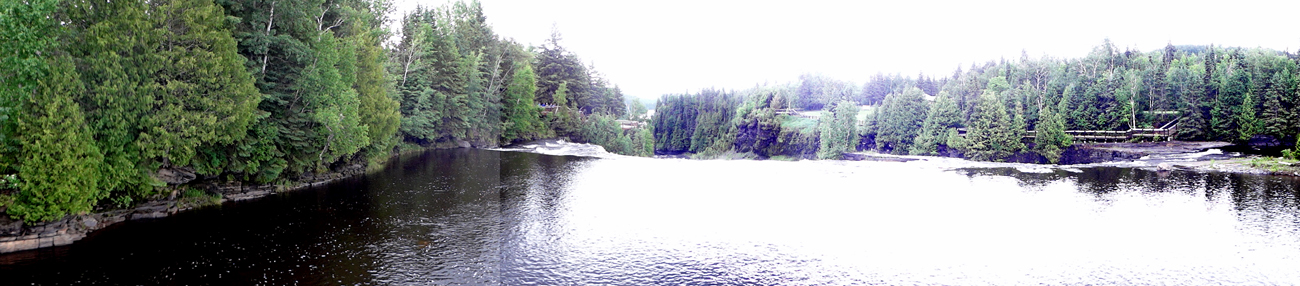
[153,167,197,185]
[1248,134,1283,150]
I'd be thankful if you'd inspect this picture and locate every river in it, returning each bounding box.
[2,148,1299,285]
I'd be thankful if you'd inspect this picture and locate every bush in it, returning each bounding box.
[1285,135,1300,160]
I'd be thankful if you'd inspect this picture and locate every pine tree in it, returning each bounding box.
[1217,61,1253,141]
[1235,90,1262,141]
[1261,67,1294,138]
[533,28,592,112]
[396,20,441,144]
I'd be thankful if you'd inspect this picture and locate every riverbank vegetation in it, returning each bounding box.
[653,41,1300,164]
[0,0,648,223]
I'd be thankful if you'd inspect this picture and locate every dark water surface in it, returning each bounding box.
[2,149,1300,285]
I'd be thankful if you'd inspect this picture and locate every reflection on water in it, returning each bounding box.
[2,149,1299,285]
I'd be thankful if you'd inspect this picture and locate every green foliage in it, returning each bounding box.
[0,0,62,173]
[352,27,402,166]
[874,87,928,154]
[626,98,650,120]
[553,81,570,108]
[0,0,647,222]
[652,94,696,153]
[576,114,622,152]
[68,0,167,199]
[962,90,1023,161]
[0,193,12,211]
[8,60,106,223]
[574,113,649,157]
[178,187,222,208]
[1033,103,1073,164]
[910,91,962,155]
[301,31,368,169]
[795,73,855,110]
[817,101,860,159]
[531,29,622,115]
[501,62,548,143]
[1284,135,1300,161]
[139,0,262,169]
[544,105,582,139]
[636,127,654,156]
[688,90,740,153]
[651,90,741,154]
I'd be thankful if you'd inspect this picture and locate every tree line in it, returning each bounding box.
[653,40,1300,163]
[0,0,646,223]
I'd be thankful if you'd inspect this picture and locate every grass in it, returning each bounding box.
[178,187,222,208]
[692,150,759,160]
[779,116,818,132]
[767,155,800,161]
[1249,157,1300,173]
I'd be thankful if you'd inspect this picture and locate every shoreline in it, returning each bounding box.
[3,140,1294,254]
[0,150,398,254]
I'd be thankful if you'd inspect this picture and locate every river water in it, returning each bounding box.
[2,149,1299,285]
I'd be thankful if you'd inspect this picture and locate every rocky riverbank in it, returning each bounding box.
[493,139,623,159]
[0,162,369,254]
[842,140,1300,178]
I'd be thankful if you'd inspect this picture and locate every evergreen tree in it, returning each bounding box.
[0,0,62,172]
[300,31,368,170]
[143,0,262,170]
[910,91,962,155]
[1260,67,1294,138]
[963,90,1023,161]
[1235,90,1262,141]
[553,81,569,107]
[1034,103,1072,164]
[817,101,860,159]
[1217,61,1254,141]
[8,60,106,223]
[874,87,928,154]
[501,62,546,143]
[67,0,167,198]
[349,13,401,164]
[533,28,592,112]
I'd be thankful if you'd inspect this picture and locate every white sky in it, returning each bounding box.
[391,0,1300,100]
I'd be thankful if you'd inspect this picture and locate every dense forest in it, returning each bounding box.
[653,40,1300,162]
[0,0,648,223]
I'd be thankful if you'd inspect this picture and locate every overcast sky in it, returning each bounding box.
[391,0,1300,100]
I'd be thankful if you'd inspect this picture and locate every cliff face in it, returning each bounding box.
[732,117,819,159]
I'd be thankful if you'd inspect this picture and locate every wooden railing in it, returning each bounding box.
[774,108,819,119]
[956,117,1180,142]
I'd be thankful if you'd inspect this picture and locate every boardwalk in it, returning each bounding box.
[958,118,1181,142]
[616,120,645,130]
[774,108,820,120]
